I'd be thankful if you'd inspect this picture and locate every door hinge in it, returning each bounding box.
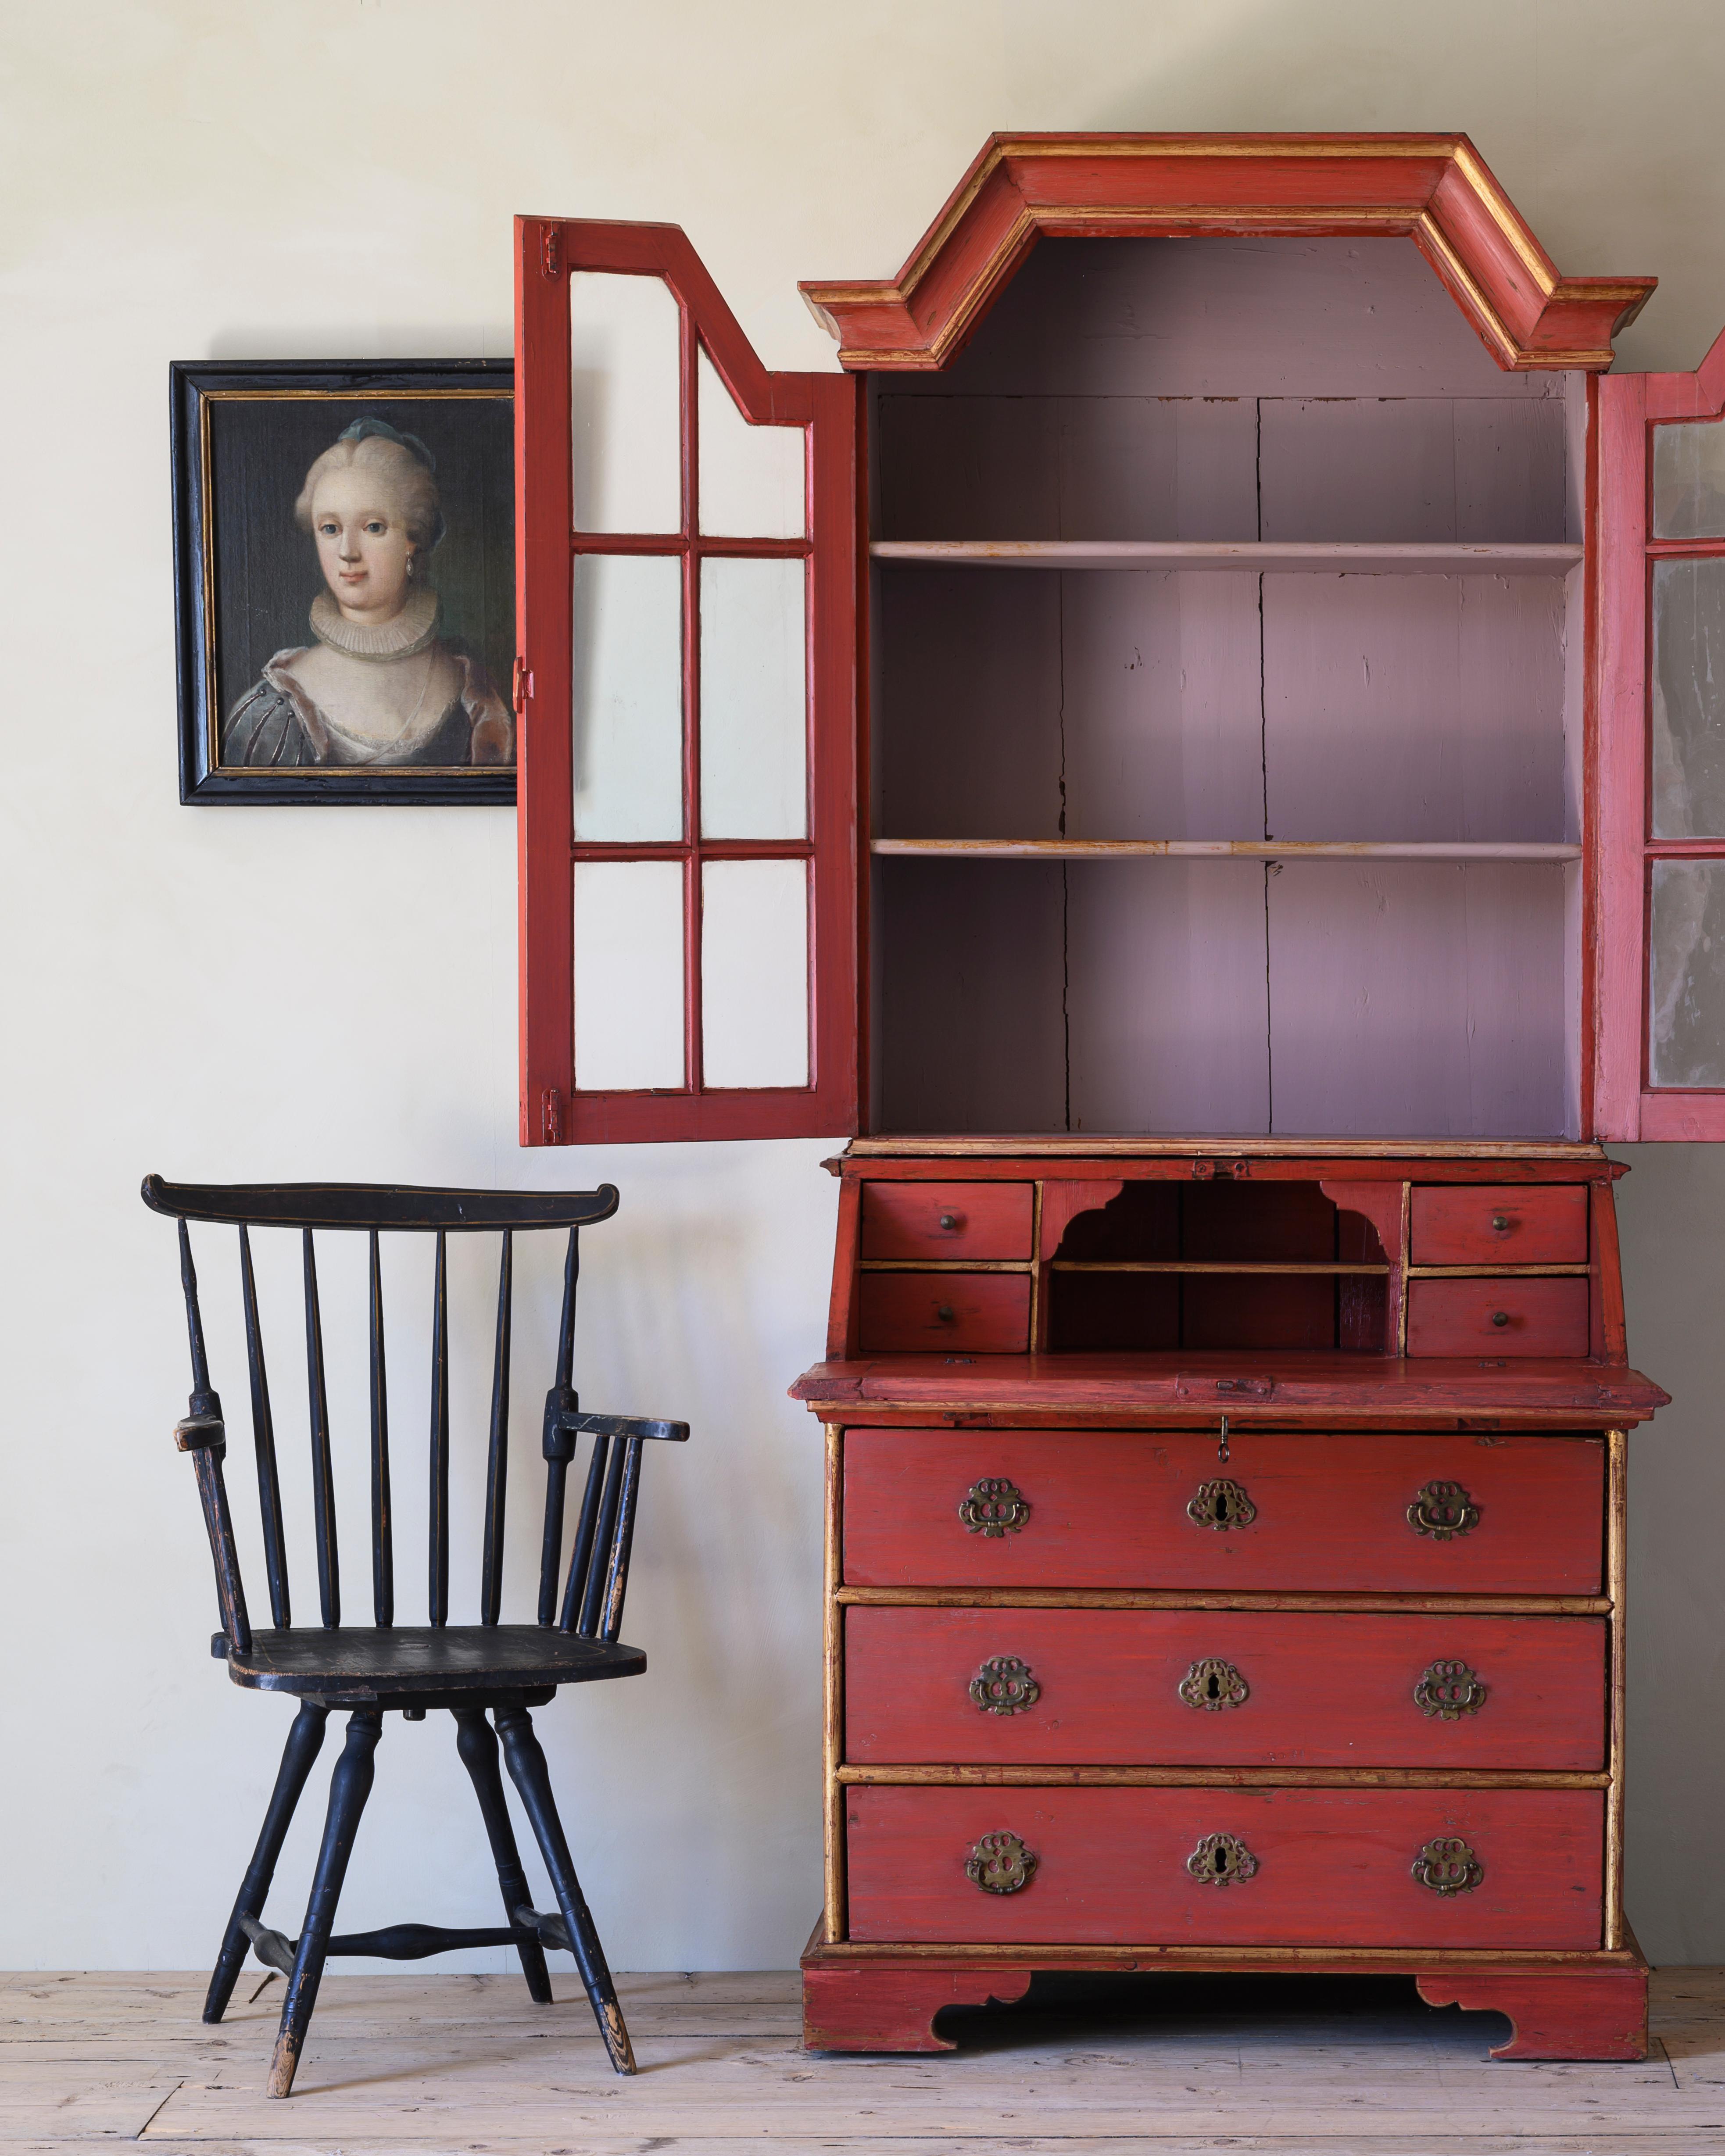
[541,227,561,279]
[512,656,533,715]
[541,1087,564,1145]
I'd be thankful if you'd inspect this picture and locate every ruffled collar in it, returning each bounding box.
[310,584,440,662]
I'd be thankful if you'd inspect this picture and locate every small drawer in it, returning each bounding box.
[842,1428,1604,1594]
[845,1785,1603,1948]
[1406,1277,1589,1357]
[1411,1185,1589,1266]
[858,1273,1030,1353]
[844,1608,1607,1770]
[861,1182,1034,1262]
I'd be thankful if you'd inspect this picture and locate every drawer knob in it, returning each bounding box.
[935,1303,956,1323]
[1491,1213,1512,1233]
[1187,1477,1257,1531]
[1413,1835,1485,1896]
[938,1212,961,1232]
[1490,1309,1511,1328]
[1407,1479,1480,1541]
[959,1477,1031,1537]
[969,1655,1040,1715]
[965,1830,1037,1895]
[1414,1659,1488,1720]
[1179,1657,1250,1712]
[1187,1831,1258,1887]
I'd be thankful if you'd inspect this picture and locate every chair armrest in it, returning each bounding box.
[560,1411,690,1443]
[175,1412,226,1454]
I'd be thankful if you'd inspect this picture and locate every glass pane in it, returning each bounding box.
[699,557,806,838]
[1653,420,1725,540]
[697,349,805,538]
[1650,859,1725,1088]
[1652,558,1725,839]
[701,860,809,1087]
[573,862,684,1091]
[569,272,681,533]
[572,555,684,840]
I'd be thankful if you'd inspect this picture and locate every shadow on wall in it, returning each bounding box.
[1610,1145,1725,1966]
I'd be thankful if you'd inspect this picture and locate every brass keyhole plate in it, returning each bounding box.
[1187,1477,1257,1530]
[1179,1657,1250,1711]
[1187,1831,1258,1885]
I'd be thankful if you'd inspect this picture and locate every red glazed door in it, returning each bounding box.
[515,218,861,1144]
[1597,327,1725,1137]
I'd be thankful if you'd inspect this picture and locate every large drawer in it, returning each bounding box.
[842,1429,1605,1595]
[845,1785,1603,1948]
[845,1608,1607,1769]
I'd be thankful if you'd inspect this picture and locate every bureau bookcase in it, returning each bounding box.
[511,136,1725,2058]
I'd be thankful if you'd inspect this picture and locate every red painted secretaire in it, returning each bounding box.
[511,135,1725,2057]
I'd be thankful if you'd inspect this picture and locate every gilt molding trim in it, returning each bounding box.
[799,132,1654,373]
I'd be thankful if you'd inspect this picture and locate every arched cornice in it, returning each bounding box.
[799,133,1655,372]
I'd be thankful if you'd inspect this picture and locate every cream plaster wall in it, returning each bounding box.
[5,0,1725,1971]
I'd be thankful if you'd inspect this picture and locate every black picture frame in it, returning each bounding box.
[171,358,515,804]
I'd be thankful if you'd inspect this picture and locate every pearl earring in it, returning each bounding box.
[405,554,415,579]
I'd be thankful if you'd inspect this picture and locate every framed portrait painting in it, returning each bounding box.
[172,359,515,803]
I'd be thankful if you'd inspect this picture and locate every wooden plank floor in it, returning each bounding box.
[4,1964,1725,2153]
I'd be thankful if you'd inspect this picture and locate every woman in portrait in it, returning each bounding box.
[223,418,513,768]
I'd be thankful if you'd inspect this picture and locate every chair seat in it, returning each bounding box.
[225,1625,646,1702]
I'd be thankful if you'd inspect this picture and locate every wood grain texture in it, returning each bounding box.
[843,1605,1607,1770]
[841,1427,1605,1595]
[1406,1277,1590,1358]
[1410,1184,1589,1265]
[793,1350,1666,1426]
[843,1784,1604,1949]
[26,1961,1725,2132]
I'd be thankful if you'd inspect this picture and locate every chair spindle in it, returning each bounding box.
[577,1437,628,1639]
[176,1221,252,1655]
[598,1439,644,1644]
[428,1229,449,1627]
[369,1232,393,1627]
[301,1230,340,1628]
[238,1226,290,1630]
[480,1230,513,1627]
[537,1228,580,1626]
[558,1432,610,1632]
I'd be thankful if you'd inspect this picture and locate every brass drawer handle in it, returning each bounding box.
[1187,1477,1256,1530]
[1408,1480,1480,1540]
[970,1655,1040,1714]
[1179,1657,1249,1711]
[966,1831,1037,1894]
[1414,1659,1487,1719]
[1413,1835,1485,1895]
[1187,1831,1258,1886]
[959,1477,1030,1537]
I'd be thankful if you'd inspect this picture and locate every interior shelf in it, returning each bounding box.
[870,540,1585,574]
[872,839,1583,862]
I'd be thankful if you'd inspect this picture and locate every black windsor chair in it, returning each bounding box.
[143,1175,688,2096]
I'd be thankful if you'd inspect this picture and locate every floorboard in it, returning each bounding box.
[0,1967,1720,2151]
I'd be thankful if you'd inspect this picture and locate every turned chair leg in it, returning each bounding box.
[204,1702,330,2024]
[494,1703,636,2074]
[267,1709,383,2098]
[453,1707,554,2005]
